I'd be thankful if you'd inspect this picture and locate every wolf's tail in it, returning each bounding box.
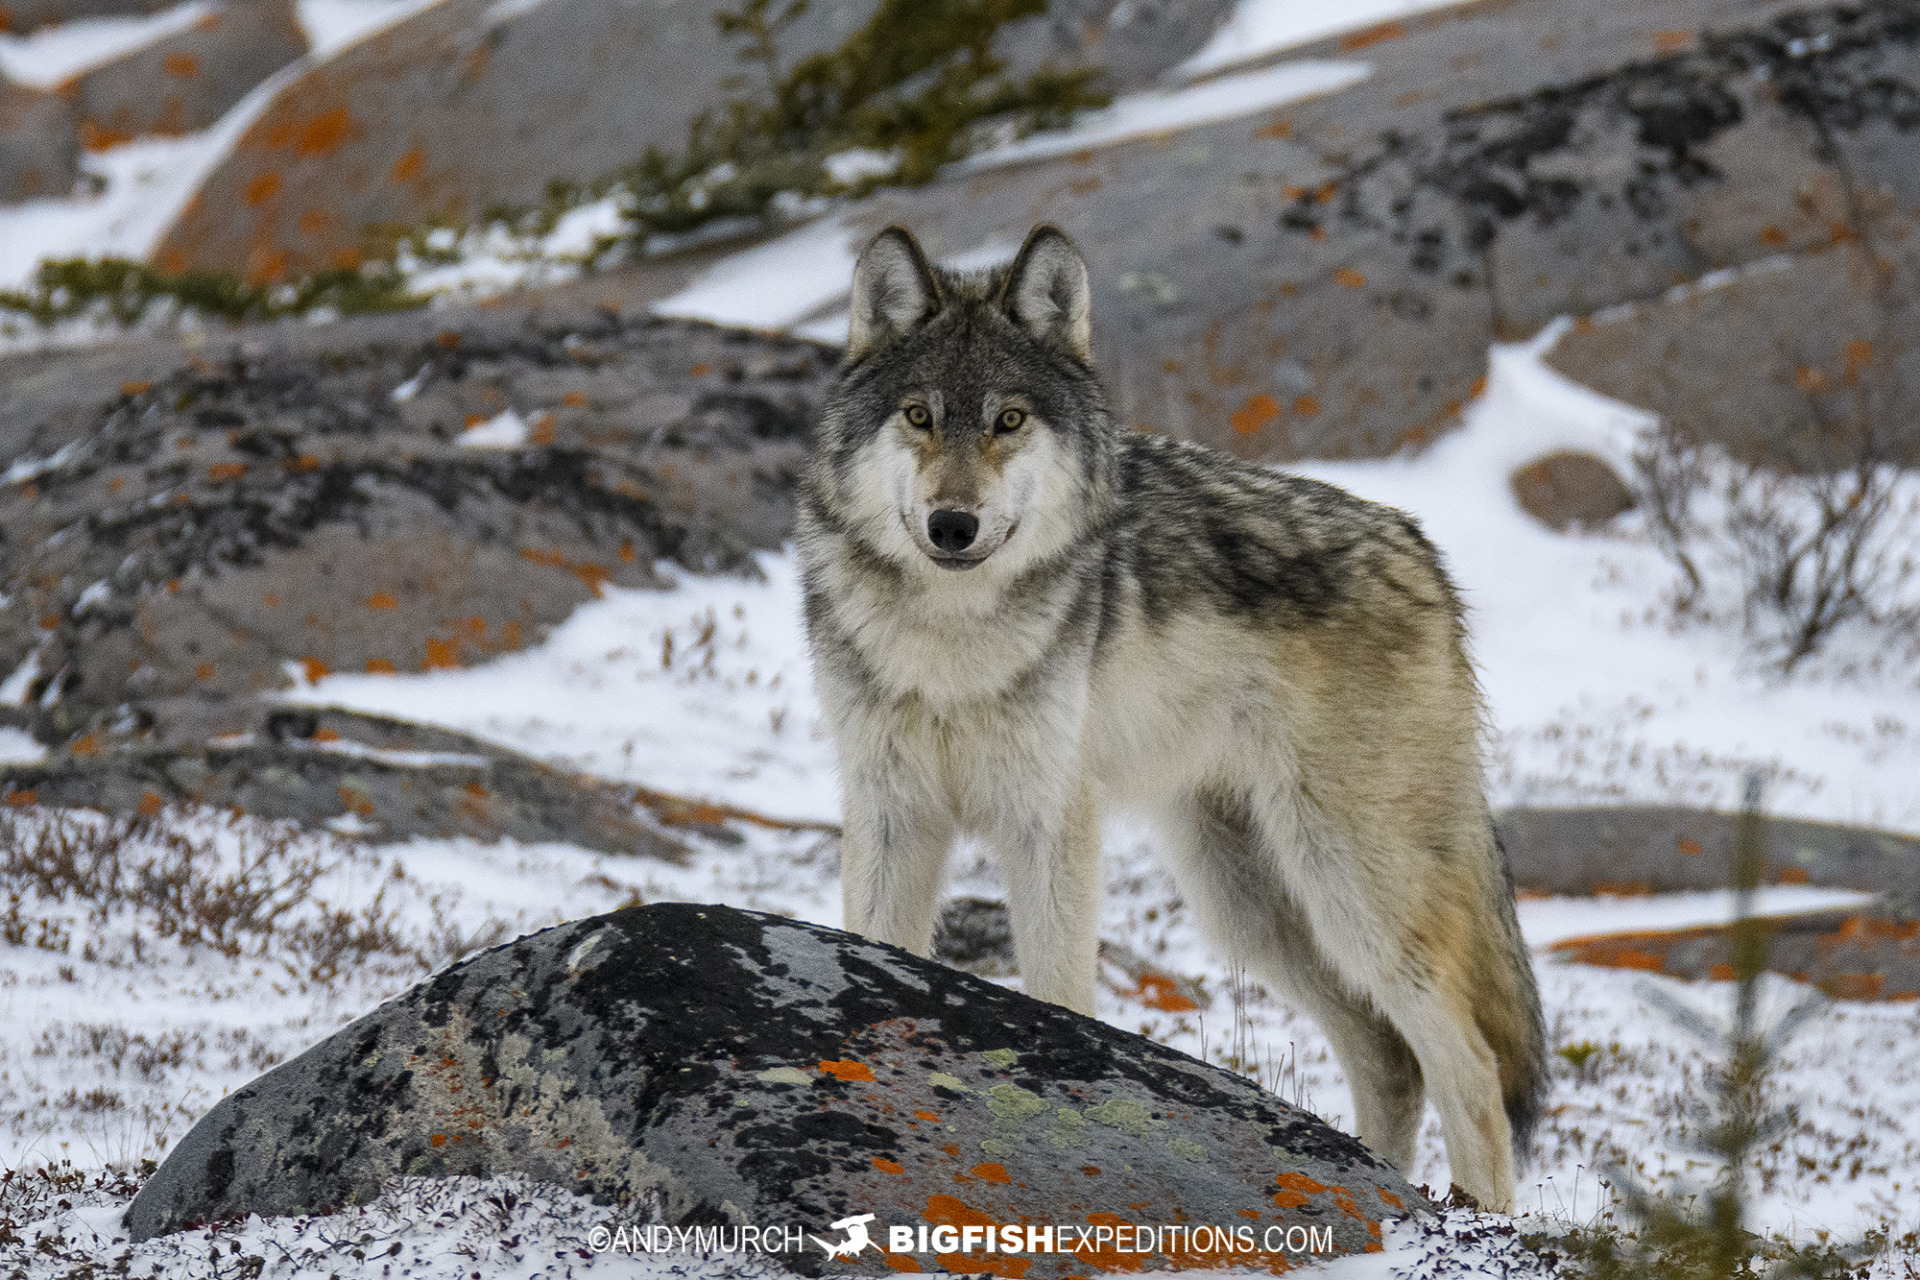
[1477,822,1550,1161]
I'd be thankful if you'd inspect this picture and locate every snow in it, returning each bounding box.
[1517,886,1879,949]
[960,59,1374,171]
[0,1,213,89]
[650,217,865,334]
[0,727,46,764]
[283,554,837,824]
[395,196,628,302]
[0,56,311,300]
[1175,0,1465,81]
[1295,320,1920,831]
[295,0,446,59]
[457,406,533,447]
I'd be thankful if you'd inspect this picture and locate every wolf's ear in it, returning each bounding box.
[847,227,942,362]
[1000,224,1091,361]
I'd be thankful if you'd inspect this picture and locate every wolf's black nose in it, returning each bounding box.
[927,510,979,553]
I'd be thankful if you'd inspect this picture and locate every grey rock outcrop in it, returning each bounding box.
[150,0,1239,281]
[0,304,835,846]
[826,0,1920,463]
[0,0,175,35]
[68,0,309,147]
[123,903,1427,1270]
[0,73,76,203]
[1497,805,1920,897]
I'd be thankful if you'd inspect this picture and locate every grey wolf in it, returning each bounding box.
[796,224,1547,1211]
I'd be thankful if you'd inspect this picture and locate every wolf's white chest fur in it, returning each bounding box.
[821,562,1285,822]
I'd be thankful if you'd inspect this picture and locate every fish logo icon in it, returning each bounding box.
[812,1213,878,1258]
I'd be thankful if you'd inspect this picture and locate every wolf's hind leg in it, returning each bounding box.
[839,777,956,958]
[1164,789,1426,1170]
[1273,815,1527,1211]
[999,784,1102,1015]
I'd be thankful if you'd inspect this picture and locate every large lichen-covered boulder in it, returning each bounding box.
[0,72,76,204]
[123,904,1426,1271]
[66,0,309,148]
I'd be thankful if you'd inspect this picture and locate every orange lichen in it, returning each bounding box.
[1229,394,1280,436]
[364,591,398,610]
[819,1060,875,1082]
[1134,973,1197,1012]
[390,148,425,182]
[425,637,461,670]
[1340,19,1405,50]
[294,107,353,156]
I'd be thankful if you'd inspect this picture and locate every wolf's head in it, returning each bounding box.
[806,224,1117,578]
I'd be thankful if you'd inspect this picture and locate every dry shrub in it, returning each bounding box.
[0,809,421,983]
[1632,408,1920,677]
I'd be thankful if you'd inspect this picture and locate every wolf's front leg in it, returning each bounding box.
[999,785,1102,1015]
[839,775,957,958]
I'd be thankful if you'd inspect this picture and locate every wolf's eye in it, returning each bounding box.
[995,408,1027,434]
[904,404,931,428]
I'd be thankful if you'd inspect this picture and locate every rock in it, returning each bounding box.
[0,706,693,859]
[149,0,886,281]
[149,0,1239,283]
[932,895,1016,974]
[1548,245,1920,469]
[990,0,1239,91]
[0,305,837,837]
[1550,909,1920,1002]
[1508,450,1635,530]
[0,73,77,203]
[1496,806,1920,897]
[67,0,309,148]
[123,903,1426,1267]
[794,0,1920,464]
[0,0,174,36]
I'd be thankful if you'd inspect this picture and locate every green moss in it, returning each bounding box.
[0,256,424,329]
[609,0,1108,247]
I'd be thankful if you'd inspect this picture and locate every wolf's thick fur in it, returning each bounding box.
[797,225,1548,1211]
